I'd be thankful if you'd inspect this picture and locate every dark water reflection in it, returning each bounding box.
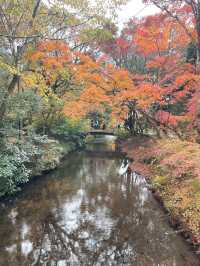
[0,141,199,266]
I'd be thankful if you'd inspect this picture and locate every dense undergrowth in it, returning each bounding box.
[121,137,200,250]
[0,118,86,197]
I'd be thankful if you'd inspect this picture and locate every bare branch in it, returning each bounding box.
[150,1,195,43]
[32,0,42,19]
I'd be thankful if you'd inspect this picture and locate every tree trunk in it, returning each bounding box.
[0,74,20,120]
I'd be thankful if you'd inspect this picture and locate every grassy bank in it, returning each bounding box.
[119,136,200,254]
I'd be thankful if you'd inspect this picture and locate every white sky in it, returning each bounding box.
[118,0,159,28]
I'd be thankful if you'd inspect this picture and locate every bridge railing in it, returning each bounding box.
[85,129,115,136]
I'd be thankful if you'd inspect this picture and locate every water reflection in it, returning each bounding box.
[0,143,199,266]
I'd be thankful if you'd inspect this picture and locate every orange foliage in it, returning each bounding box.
[135,14,190,56]
[26,9,200,134]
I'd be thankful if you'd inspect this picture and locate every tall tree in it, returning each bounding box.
[0,0,129,120]
[143,0,200,66]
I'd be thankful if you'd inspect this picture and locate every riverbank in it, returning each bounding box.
[28,138,73,176]
[119,136,200,255]
[0,136,84,198]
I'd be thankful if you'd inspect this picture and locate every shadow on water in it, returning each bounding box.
[0,136,199,266]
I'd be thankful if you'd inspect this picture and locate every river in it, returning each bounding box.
[0,138,199,266]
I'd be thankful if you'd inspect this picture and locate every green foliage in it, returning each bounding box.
[50,117,86,149]
[8,90,41,122]
[0,89,42,140]
[0,144,31,196]
[0,87,86,198]
[186,42,197,65]
[0,133,70,197]
[192,180,200,195]
[32,96,64,134]
[87,111,110,129]
[80,26,114,44]
[152,175,169,189]
[115,127,131,139]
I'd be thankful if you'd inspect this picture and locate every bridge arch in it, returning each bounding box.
[86,130,115,136]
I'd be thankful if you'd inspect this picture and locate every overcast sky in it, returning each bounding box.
[118,0,159,28]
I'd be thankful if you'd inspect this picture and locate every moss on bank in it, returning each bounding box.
[119,136,200,253]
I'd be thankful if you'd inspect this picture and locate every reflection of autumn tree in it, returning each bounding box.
[0,153,198,266]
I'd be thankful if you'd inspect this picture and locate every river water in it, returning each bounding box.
[0,139,199,266]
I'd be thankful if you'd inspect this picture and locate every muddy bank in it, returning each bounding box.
[118,136,200,256]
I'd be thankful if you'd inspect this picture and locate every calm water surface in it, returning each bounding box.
[0,140,199,266]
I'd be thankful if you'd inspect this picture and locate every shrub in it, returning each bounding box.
[0,134,63,196]
[49,117,86,148]
[0,144,31,196]
[153,175,169,189]
[115,127,131,139]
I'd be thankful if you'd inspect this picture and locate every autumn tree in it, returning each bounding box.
[88,11,200,137]
[97,18,147,73]
[0,0,129,122]
[143,0,200,65]
[27,40,112,129]
[138,3,200,134]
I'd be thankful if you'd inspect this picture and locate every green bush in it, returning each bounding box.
[115,127,131,139]
[0,144,31,196]
[153,175,169,189]
[0,134,67,196]
[50,117,86,149]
